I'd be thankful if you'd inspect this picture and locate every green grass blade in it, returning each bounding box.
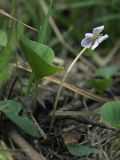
[55,0,110,10]
[38,0,53,43]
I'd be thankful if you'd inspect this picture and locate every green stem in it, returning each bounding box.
[8,0,18,36]
[25,73,34,96]
[25,0,53,96]
[50,48,87,130]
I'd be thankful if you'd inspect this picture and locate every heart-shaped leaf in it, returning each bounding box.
[20,36,63,80]
[67,144,98,156]
[101,101,120,128]
[0,100,41,138]
[5,114,41,138]
[88,78,112,94]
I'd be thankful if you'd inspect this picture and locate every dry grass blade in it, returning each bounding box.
[0,9,37,31]
[12,61,110,103]
[46,76,109,103]
[9,130,46,160]
[53,110,99,116]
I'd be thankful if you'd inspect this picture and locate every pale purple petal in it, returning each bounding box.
[91,40,99,50]
[97,34,109,43]
[81,25,108,50]
[93,25,104,34]
[85,33,94,38]
[81,37,93,48]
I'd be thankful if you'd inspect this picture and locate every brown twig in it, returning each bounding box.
[61,117,116,131]
[7,76,18,99]
[9,130,46,160]
[12,61,111,103]
[0,9,37,31]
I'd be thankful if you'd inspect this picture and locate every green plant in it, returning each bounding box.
[101,101,120,129]
[1,0,120,158]
[88,65,119,94]
[0,0,62,138]
[50,25,109,130]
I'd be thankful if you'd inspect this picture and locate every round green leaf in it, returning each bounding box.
[0,100,43,138]
[67,144,98,156]
[6,114,41,138]
[101,101,120,128]
[88,78,112,94]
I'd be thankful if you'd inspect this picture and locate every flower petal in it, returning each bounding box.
[91,40,99,50]
[98,34,109,43]
[85,33,94,38]
[93,25,104,34]
[81,37,93,48]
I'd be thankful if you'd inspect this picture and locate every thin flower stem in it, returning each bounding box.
[29,113,47,139]
[50,47,87,130]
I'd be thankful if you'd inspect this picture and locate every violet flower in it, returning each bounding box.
[81,26,109,50]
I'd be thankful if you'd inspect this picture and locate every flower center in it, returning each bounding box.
[92,34,103,41]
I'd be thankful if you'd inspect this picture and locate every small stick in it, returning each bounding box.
[9,130,46,160]
[0,9,37,31]
[7,76,18,99]
[61,117,116,131]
